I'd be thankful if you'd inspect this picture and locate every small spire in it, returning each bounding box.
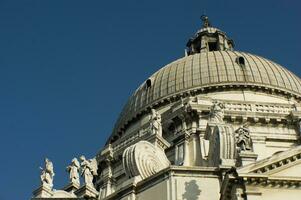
[201,15,211,28]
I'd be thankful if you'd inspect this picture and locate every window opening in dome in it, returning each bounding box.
[236,56,245,67]
[208,42,218,51]
[146,79,152,89]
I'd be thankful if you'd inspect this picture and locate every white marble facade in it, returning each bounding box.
[32,17,301,200]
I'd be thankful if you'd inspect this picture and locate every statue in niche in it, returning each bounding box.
[209,101,225,123]
[80,155,98,189]
[40,158,55,189]
[66,158,80,186]
[150,109,162,136]
[235,125,253,151]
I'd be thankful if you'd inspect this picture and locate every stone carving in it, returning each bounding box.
[209,101,225,123]
[40,158,55,189]
[66,158,80,186]
[207,125,236,167]
[235,125,253,151]
[150,109,162,136]
[122,140,170,179]
[201,15,211,28]
[181,97,193,112]
[80,155,98,189]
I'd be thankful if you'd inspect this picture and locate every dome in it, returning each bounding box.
[108,16,301,142]
[111,51,301,138]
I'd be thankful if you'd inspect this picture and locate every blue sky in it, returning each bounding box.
[0,0,300,199]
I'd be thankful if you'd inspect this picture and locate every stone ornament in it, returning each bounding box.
[235,125,253,152]
[201,15,211,28]
[66,158,80,186]
[209,101,225,123]
[40,158,55,189]
[80,155,98,189]
[122,140,170,179]
[207,125,236,167]
[150,109,162,136]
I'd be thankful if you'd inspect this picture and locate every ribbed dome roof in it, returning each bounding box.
[112,51,301,137]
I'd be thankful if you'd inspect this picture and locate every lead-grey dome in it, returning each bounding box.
[111,51,301,138]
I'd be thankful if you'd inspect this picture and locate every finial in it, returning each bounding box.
[201,15,211,28]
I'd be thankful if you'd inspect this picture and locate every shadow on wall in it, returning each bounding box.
[182,180,202,200]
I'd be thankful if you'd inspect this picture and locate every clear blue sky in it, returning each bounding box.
[0,0,300,199]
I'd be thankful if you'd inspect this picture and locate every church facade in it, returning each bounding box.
[32,17,301,200]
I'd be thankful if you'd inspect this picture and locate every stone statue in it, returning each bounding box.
[80,155,98,189]
[235,125,252,151]
[209,101,225,123]
[40,158,55,189]
[201,15,211,28]
[150,109,162,136]
[66,158,80,186]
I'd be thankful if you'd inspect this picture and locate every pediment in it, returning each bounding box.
[237,145,301,179]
